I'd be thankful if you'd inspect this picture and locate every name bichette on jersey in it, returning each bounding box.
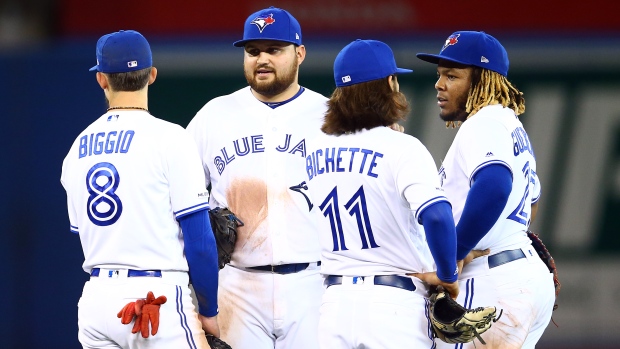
[305,147,383,180]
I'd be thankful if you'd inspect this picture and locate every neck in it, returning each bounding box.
[251,83,300,103]
[106,90,148,110]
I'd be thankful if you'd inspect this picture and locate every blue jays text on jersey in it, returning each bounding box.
[305,147,384,181]
[214,133,307,175]
[78,130,135,158]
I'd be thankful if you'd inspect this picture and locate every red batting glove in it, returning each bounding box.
[136,291,167,338]
[117,291,167,338]
[117,298,145,325]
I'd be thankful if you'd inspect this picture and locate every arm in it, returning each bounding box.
[531,202,539,225]
[178,209,220,335]
[455,164,512,260]
[416,201,459,298]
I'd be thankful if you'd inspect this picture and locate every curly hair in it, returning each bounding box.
[322,77,410,135]
[446,67,525,128]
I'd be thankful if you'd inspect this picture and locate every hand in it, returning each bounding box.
[199,314,220,338]
[457,249,490,274]
[388,123,404,133]
[117,291,167,338]
[409,272,459,299]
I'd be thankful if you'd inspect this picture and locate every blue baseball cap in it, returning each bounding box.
[334,39,412,87]
[416,31,510,76]
[89,30,152,73]
[233,6,302,47]
[416,31,509,77]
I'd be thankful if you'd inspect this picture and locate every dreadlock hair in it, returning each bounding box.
[106,67,152,92]
[447,67,525,128]
[322,77,410,136]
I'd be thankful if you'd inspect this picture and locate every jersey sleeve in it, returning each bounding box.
[395,139,449,222]
[166,128,210,220]
[60,152,79,234]
[186,108,212,189]
[457,118,514,186]
[531,169,541,203]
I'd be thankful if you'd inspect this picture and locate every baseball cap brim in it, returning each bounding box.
[233,38,300,47]
[416,53,471,66]
[395,68,413,74]
[89,65,99,71]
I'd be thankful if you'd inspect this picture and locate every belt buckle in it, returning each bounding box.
[271,265,276,273]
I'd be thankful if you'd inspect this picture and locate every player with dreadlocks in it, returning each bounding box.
[414,31,556,348]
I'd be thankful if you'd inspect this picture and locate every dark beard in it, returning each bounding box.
[246,63,298,97]
[439,93,469,122]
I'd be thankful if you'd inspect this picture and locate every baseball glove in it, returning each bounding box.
[208,207,244,269]
[206,334,233,349]
[527,230,561,309]
[428,290,500,345]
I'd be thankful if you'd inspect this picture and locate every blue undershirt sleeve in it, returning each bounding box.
[455,164,512,260]
[178,209,219,317]
[419,201,458,283]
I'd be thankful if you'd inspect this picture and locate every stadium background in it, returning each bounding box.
[1,0,619,348]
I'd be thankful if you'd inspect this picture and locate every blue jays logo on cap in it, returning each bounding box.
[416,31,510,77]
[251,13,276,33]
[441,34,460,51]
[233,6,302,47]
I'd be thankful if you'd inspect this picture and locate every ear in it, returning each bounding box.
[296,45,306,65]
[96,72,108,90]
[148,67,157,85]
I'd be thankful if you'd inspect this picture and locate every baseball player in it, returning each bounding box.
[185,7,327,349]
[304,39,460,349]
[61,30,220,348]
[415,31,556,348]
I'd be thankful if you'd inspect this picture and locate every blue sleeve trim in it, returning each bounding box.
[420,201,458,283]
[469,160,512,187]
[179,209,219,317]
[457,164,512,260]
[175,202,210,220]
[70,225,79,234]
[532,189,541,203]
[415,196,449,223]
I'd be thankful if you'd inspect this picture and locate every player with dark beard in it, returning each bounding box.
[186,6,328,349]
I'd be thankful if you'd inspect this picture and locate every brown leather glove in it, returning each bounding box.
[117,291,167,338]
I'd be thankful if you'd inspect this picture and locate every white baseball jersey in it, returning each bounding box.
[61,110,210,273]
[436,105,554,349]
[186,86,328,267]
[439,104,541,263]
[304,127,448,276]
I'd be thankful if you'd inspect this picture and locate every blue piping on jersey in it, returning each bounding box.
[177,285,199,349]
[70,225,79,234]
[469,160,512,187]
[415,196,449,222]
[175,203,210,220]
[262,86,306,109]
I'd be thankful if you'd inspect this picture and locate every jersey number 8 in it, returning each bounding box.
[86,162,123,226]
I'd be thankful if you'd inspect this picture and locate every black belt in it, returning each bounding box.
[91,268,162,277]
[488,249,526,269]
[324,275,416,292]
[246,261,321,274]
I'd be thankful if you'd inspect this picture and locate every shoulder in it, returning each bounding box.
[301,88,329,102]
[193,87,252,119]
[462,105,514,134]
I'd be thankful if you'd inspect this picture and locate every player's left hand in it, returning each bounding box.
[458,248,490,274]
[117,291,167,338]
